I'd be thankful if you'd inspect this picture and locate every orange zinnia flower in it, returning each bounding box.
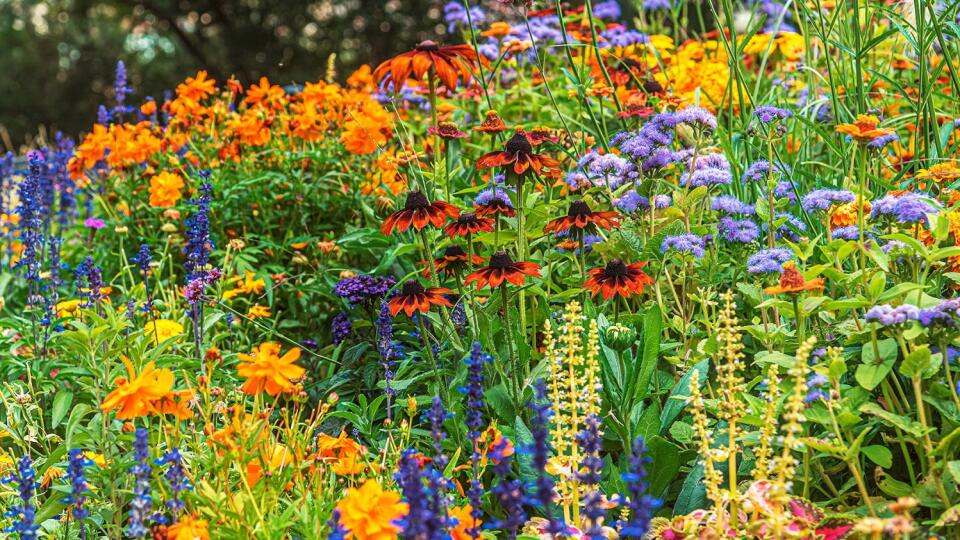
[100,357,175,419]
[236,342,305,396]
[380,191,460,235]
[372,40,482,91]
[335,479,408,540]
[476,131,561,177]
[444,212,495,238]
[584,259,655,300]
[543,200,620,235]
[764,262,824,295]
[464,251,540,290]
[835,114,895,142]
[387,280,453,316]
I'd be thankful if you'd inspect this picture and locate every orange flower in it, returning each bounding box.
[380,191,460,236]
[449,505,482,540]
[140,100,157,116]
[830,197,870,228]
[335,479,408,540]
[543,200,620,235]
[314,432,369,475]
[473,110,508,133]
[464,251,540,290]
[166,514,210,540]
[244,77,285,109]
[387,280,453,317]
[100,357,175,419]
[835,114,896,143]
[476,131,562,177]
[245,443,296,486]
[373,40,482,91]
[236,342,305,396]
[764,262,824,295]
[584,259,655,300]
[916,162,960,184]
[246,305,272,319]
[149,171,185,208]
[155,389,195,420]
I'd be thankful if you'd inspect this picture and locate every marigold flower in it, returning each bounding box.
[915,162,960,183]
[835,114,895,142]
[100,357,175,419]
[246,305,272,319]
[335,479,408,540]
[166,514,210,540]
[148,171,185,208]
[380,191,460,235]
[464,251,540,289]
[387,280,453,316]
[763,262,824,295]
[584,259,654,300]
[55,299,82,318]
[373,40,482,91]
[236,342,305,396]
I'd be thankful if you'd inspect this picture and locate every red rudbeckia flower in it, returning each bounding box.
[423,246,486,279]
[372,40,483,91]
[464,251,541,290]
[544,200,620,235]
[388,280,453,316]
[381,191,460,236]
[444,212,495,238]
[476,131,561,177]
[584,259,654,300]
[474,191,516,219]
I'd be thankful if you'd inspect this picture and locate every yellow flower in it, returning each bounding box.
[147,320,185,344]
[916,162,960,183]
[776,32,805,61]
[236,342,305,396]
[335,479,408,540]
[56,299,82,318]
[84,451,107,468]
[149,171,185,208]
[166,514,210,540]
[222,272,267,299]
[246,305,271,319]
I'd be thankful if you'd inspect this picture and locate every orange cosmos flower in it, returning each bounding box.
[373,40,482,91]
[247,305,272,319]
[584,259,655,300]
[314,431,370,475]
[387,280,453,317]
[335,479,408,540]
[476,131,561,177]
[464,251,541,290]
[155,389,195,420]
[835,114,896,143]
[245,443,297,486]
[449,505,482,540]
[177,70,217,102]
[764,262,825,295]
[100,357,175,419]
[244,77,285,109]
[149,171,185,208]
[236,342,305,396]
[166,515,210,540]
[543,200,620,235]
[380,191,460,235]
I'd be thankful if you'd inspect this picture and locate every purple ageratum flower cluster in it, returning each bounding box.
[474,187,514,209]
[615,191,671,214]
[3,455,39,540]
[662,234,706,258]
[865,304,920,326]
[771,180,798,203]
[642,0,672,10]
[872,193,937,224]
[867,133,899,149]
[443,1,485,33]
[741,160,790,184]
[712,195,755,216]
[718,217,761,244]
[618,437,660,539]
[801,189,855,213]
[611,113,677,168]
[805,373,830,403]
[676,106,717,131]
[831,225,863,241]
[918,299,960,329]
[600,26,649,47]
[747,248,794,274]
[576,151,638,191]
[680,152,732,188]
[332,312,352,344]
[334,274,396,306]
[592,0,622,19]
[753,105,793,124]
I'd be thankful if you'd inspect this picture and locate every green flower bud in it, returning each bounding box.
[604,323,636,351]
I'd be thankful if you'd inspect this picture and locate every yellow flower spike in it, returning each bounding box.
[752,363,781,483]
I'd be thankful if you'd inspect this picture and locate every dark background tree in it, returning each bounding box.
[0,0,449,149]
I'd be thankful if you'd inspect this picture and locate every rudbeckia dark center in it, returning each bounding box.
[604,259,628,277]
[416,40,440,52]
[643,79,664,94]
[444,246,467,257]
[401,280,426,296]
[505,132,532,156]
[568,200,592,216]
[489,251,514,269]
[457,212,477,223]
[404,191,430,210]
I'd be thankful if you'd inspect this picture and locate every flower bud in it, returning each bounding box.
[604,323,636,351]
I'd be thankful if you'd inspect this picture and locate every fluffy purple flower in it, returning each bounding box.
[892,193,936,224]
[443,1,485,32]
[680,153,732,188]
[334,274,396,306]
[762,212,806,242]
[661,234,705,258]
[601,27,648,47]
[753,105,793,124]
[801,189,855,212]
[918,299,960,328]
[712,195,755,216]
[642,0,671,9]
[474,187,513,208]
[747,248,793,274]
[718,217,760,244]
[332,312,352,344]
[867,133,899,149]
[830,225,861,240]
[805,373,830,403]
[676,106,717,131]
[865,304,920,326]
[593,0,622,19]
[742,160,790,183]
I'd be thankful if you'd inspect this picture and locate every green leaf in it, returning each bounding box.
[633,305,662,403]
[50,391,73,429]
[859,403,930,438]
[899,345,931,379]
[861,445,892,468]
[659,359,708,434]
[646,435,682,498]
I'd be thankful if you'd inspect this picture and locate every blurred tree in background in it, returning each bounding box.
[0,0,448,148]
